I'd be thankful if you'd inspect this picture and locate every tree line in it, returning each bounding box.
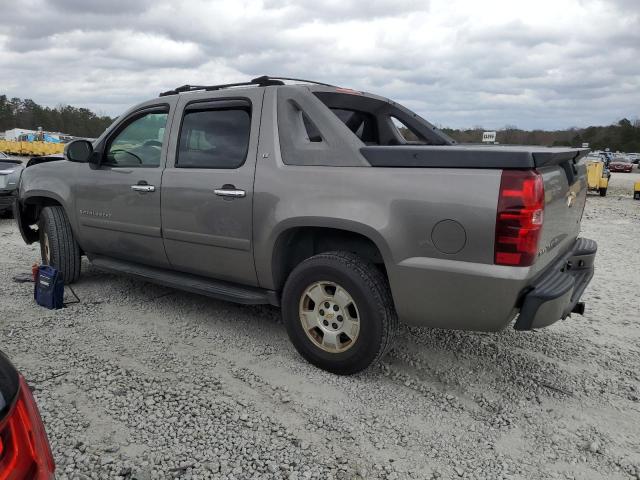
[442,118,640,152]
[0,95,114,139]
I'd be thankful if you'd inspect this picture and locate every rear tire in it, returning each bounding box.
[282,251,397,375]
[599,187,607,197]
[38,206,81,284]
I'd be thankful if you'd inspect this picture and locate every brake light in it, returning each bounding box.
[494,170,544,267]
[0,376,55,480]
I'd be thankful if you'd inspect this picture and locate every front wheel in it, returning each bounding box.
[282,251,397,375]
[599,187,607,197]
[38,206,81,284]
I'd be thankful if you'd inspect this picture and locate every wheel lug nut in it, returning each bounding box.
[325,302,330,308]
[337,315,343,322]
[319,309,324,316]
[332,323,338,329]
[333,305,339,311]
[323,320,329,326]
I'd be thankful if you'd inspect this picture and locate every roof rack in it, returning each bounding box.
[159,75,337,97]
[260,76,336,87]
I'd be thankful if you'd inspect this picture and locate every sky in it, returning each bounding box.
[0,0,638,130]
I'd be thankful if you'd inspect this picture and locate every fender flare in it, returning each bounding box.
[262,216,394,290]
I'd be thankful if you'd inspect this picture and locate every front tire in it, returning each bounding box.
[599,187,607,197]
[282,251,397,375]
[38,206,81,284]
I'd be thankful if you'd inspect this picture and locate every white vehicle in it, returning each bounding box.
[626,153,639,164]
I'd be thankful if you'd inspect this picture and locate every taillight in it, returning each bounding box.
[495,170,544,267]
[0,376,55,480]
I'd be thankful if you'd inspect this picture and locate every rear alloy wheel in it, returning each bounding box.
[299,280,361,354]
[38,206,81,284]
[282,251,397,375]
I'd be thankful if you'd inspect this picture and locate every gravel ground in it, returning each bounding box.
[1,171,639,480]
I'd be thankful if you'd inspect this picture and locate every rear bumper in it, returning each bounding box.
[514,238,597,330]
[389,237,596,332]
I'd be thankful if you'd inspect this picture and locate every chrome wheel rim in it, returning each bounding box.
[42,232,50,264]
[299,281,360,353]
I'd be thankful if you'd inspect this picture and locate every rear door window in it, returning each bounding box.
[177,108,251,169]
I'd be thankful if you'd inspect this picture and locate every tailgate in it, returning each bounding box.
[532,157,588,275]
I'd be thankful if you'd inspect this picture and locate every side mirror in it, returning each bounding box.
[64,140,94,163]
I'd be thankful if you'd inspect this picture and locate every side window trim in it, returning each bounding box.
[175,98,252,170]
[101,105,170,168]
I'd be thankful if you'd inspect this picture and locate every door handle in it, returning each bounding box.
[214,187,246,198]
[131,184,155,193]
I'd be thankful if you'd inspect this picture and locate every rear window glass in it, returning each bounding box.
[177,108,250,169]
[331,109,378,145]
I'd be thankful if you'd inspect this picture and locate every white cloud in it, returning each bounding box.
[0,0,638,128]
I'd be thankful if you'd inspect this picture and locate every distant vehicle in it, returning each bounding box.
[609,156,633,173]
[626,153,639,164]
[0,156,23,216]
[0,350,56,478]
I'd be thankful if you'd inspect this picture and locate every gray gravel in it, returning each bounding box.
[1,171,640,480]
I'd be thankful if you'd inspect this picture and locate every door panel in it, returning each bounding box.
[161,91,263,285]
[75,168,168,266]
[74,105,174,267]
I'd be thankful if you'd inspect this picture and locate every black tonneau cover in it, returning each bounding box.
[361,145,589,169]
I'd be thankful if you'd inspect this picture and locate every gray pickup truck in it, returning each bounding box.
[14,76,597,374]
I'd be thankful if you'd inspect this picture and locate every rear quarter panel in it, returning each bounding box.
[254,88,589,330]
[254,89,511,329]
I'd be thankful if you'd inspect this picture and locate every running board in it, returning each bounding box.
[89,256,279,306]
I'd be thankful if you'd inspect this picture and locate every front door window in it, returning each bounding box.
[105,112,168,167]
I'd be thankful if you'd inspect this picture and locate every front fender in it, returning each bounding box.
[13,198,38,244]
[18,162,79,243]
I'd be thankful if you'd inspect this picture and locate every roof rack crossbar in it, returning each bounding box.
[159,75,336,97]
[159,81,262,97]
[256,76,336,87]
